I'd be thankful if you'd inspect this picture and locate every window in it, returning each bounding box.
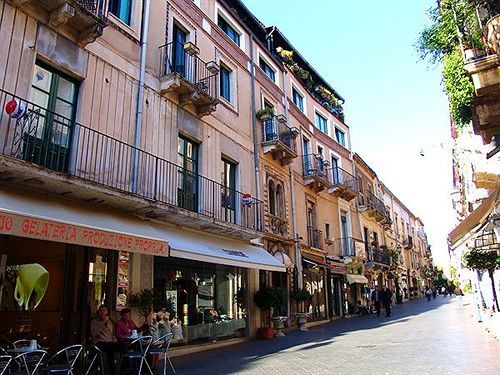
[178,136,198,212]
[315,112,328,134]
[109,0,132,25]
[292,87,304,112]
[259,57,275,82]
[268,181,285,218]
[335,128,345,146]
[325,223,331,240]
[221,158,237,221]
[218,16,240,46]
[220,65,231,102]
[331,156,340,183]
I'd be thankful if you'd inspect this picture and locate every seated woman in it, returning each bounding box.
[115,308,145,345]
[90,305,118,372]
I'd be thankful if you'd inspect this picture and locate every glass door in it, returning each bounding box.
[177,136,198,212]
[221,158,236,223]
[331,157,340,184]
[172,24,187,77]
[27,62,78,172]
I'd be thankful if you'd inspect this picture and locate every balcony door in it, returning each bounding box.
[26,62,78,172]
[172,24,187,76]
[331,156,340,184]
[221,158,236,223]
[302,138,312,175]
[263,101,275,142]
[177,136,198,212]
[340,212,349,255]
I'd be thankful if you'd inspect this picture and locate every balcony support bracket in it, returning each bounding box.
[49,2,75,28]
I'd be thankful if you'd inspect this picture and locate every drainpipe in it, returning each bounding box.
[249,35,262,230]
[132,0,151,193]
[281,69,302,288]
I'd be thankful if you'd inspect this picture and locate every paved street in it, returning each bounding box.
[171,297,500,375]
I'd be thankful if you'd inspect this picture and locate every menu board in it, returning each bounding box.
[116,251,130,311]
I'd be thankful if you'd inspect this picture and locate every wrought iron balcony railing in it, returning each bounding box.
[159,41,218,101]
[307,226,323,249]
[357,190,386,217]
[76,0,106,17]
[0,88,261,231]
[370,247,392,267]
[302,154,330,182]
[262,116,298,155]
[403,235,413,249]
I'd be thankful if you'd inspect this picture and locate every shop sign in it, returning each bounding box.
[0,211,168,256]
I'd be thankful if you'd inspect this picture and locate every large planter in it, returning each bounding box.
[296,312,309,331]
[256,327,274,340]
[272,316,287,337]
[486,13,500,54]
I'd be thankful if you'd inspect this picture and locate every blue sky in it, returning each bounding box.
[244,0,454,266]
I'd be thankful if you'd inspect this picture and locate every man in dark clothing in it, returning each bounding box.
[371,285,384,317]
[383,286,393,317]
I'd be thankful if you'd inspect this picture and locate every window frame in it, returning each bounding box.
[219,64,232,103]
[335,127,346,147]
[315,111,328,135]
[108,0,133,26]
[292,86,304,112]
[215,5,245,51]
[258,57,276,82]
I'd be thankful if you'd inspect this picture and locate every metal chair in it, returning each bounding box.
[0,355,12,375]
[12,339,33,349]
[147,333,175,375]
[84,345,105,375]
[117,336,153,375]
[46,344,83,374]
[11,349,47,375]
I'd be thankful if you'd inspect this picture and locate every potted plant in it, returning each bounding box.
[255,107,274,121]
[254,287,287,339]
[129,288,162,335]
[293,288,312,331]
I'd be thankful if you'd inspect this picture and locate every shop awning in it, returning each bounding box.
[303,257,346,274]
[345,274,368,284]
[164,226,286,272]
[0,187,168,256]
[448,186,499,247]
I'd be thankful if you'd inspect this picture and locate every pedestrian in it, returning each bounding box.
[455,286,464,307]
[432,287,437,299]
[383,285,392,317]
[425,286,432,302]
[474,290,483,322]
[371,285,383,317]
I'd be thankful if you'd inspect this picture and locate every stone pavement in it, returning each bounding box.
[169,297,500,375]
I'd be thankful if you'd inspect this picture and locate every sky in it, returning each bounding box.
[244,0,456,268]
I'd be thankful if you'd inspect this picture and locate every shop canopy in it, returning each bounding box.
[345,274,368,284]
[163,225,286,272]
[0,187,168,256]
[303,256,346,274]
[448,186,499,248]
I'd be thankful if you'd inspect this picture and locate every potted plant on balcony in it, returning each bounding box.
[293,288,312,331]
[255,107,274,121]
[254,286,287,339]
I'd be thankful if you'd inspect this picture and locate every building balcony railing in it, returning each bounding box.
[357,190,386,222]
[334,237,363,257]
[261,116,298,165]
[302,154,331,191]
[307,226,323,249]
[159,41,219,118]
[403,235,413,250]
[12,0,107,45]
[0,88,262,232]
[368,247,392,267]
[327,166,359,201]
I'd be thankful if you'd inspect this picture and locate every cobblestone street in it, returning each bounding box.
[171,297,500,374]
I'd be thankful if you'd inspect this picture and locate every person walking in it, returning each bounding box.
[371,285,383,317]
[455,286,464,307]
[383,285,392,317]
[425,286,432,302]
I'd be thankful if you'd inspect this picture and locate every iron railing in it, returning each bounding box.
[328,166,358,191]
[334,237,359,257]
[262,116,297,154]
[159,41,218,101]
[307,226,323,249]
[370,248,392,266]
[403,235,413,249]
[0,88,261,231]
[76,0,106,18]
[302,153,330,183]
[357,190,385,216]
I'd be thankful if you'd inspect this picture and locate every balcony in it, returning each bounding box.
[334,237,363,257]
[0,88,262,237]
[266,213,289,238]
[327,166,359,201]
[403,235,413,250]
[367,247,392,268]
[12,0,107,45]
[261,116,299,165]
[307,226,323,249]
[357,191,386,222]
[159,42,219,118]
[302,154,331,192]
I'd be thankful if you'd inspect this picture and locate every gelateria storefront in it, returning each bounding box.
[0,187,168,349]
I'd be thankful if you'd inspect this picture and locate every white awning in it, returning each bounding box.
[346,274,368,284]
[0,187,168,256]
[165,226,286,272]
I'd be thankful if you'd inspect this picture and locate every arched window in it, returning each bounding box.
[268,181,276,216]
[276,184,284,218]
